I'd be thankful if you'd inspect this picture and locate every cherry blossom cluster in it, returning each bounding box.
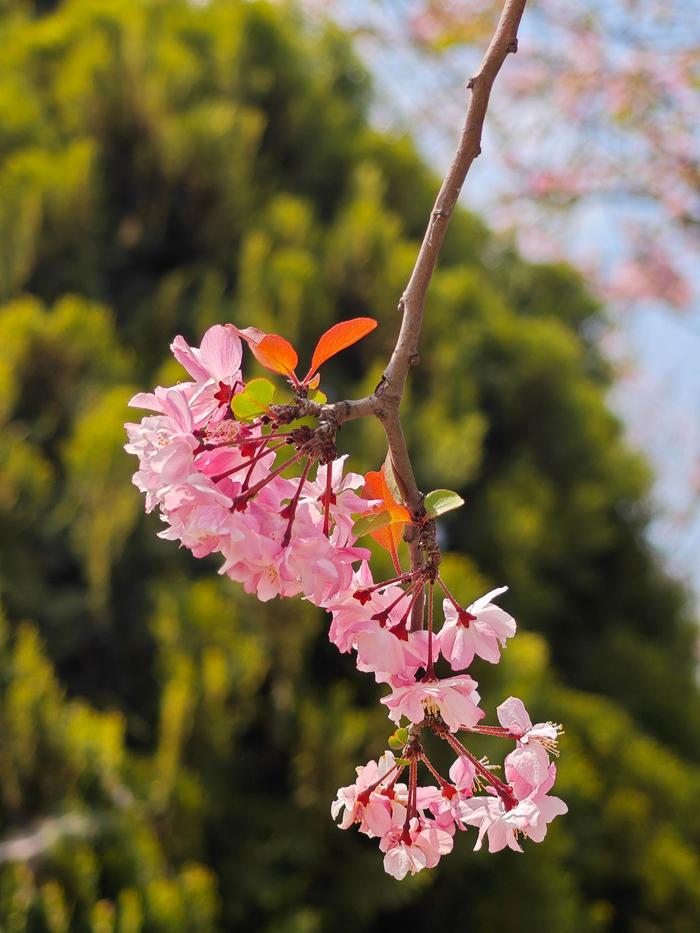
[125,320,567,880]
[329,564,566,878]
[125,323,373,606]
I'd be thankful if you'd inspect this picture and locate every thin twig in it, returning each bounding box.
[323,1,527,626]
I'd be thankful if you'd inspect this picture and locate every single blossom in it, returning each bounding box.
[327,566,410,653]
[437,586,516,670]
[496,696,562,753]
[170,323,244,424]
[125,389,199,512]
[332,751,398,837]
[379,818,454,880]
[381,674,484,732]
[301,456,369,546]
[356,627,438,685]
[504,743,554,801]
[459,779,567,853]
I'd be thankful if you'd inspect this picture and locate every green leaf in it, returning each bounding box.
[352,509,394,538]
[423,488,465,519]
[309,388,327,405]
[387,726,409,750]
[395,758,411,768]
[231,378,276,421]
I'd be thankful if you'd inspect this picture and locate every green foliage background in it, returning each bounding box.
[1,1,699,931]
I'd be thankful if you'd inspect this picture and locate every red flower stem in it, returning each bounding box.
[402,760,418,840]
[383,768,404,794]
[425,583,435,679]
[248,431,292,445]
[443,732,513,799]
[204,431,292,451]
[240,433,280,489]
[322,464,333,537]
[211,439,288,484]
[238,430,297,487]
[420,753,448,788]
[377,579,420,621]
[468,725,513,738]
[230,449,305,507]
[359,572,418,595]
[437,575,462,613]
[361,762,401,799]
[282,458,313,548]
[396,587,422,630]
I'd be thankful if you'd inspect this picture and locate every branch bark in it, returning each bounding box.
[324,0,528,626]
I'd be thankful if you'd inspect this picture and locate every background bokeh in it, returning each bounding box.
[1,2,699,931]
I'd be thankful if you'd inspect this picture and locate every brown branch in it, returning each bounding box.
[325,0,527,626]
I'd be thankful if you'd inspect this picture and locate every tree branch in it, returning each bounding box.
[324,0,527,626]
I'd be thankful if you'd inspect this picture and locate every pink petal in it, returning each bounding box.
[199,324,242,381]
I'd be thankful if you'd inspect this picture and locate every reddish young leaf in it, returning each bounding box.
[303,317,377,384]
[255,334,298,377]
[360,467,411,573]
[373,523,406,576]
[240,327,299,381]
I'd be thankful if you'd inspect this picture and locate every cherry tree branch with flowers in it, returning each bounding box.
[125,0,567,879]
[287,0,528,627]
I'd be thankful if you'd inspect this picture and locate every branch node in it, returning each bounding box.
[507,38,518,53]
[432,208,450,220]
[397,297,405,314]
[408,352,420,367]
[466,77,476,90]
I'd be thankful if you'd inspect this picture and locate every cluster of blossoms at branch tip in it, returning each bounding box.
[125,319,567,880]
[125,320,376,605]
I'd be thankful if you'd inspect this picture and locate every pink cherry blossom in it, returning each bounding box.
[327,569,409,653]
[287,532,370,608]
[158,498,243,558]
[170,324,243,424]
[301,455,369,546]
[437,586,516,670]
[355,625,438,685]
[381,831,428,880]
[356,626,408,680]
[496,696,562,753]
[380,818,453,880]
[449,755,477,795]
[504,743,555,801]
[125,389,198,512]
[381,675,484,732]
[332,751,398,837]
[459,779,567,853]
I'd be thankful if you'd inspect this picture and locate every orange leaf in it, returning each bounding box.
[240,328,299,380]
[362,468,409,518]
[303,317,377,383]
[372,523,405,575]
[361,467,410,570]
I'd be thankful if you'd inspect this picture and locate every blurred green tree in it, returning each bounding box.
[0,1,699,931]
